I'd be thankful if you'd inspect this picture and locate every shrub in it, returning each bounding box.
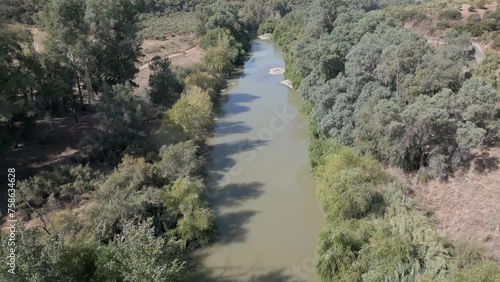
[96,219,188,281]
[89,156,157,241]
[80,83,150,163]
[18,164,101,208]
[476,0,488,9]
[469,13,482,22]
[184,71,224,99]
[163,86,214,142]
[449,261,500,281]
[148,56,182,107]
[439,9,462,20]
[162,178,213,247]
[154,140,205,182]
[258,19,277,34]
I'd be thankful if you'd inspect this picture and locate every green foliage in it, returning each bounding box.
[163,86,214,142]
[1,221,189,281]
[274,3,500,175]
[438,8,461,20]
[148,56,182,107]
[162,177,213,246]
[448,260,500,282]
[200,27,244,68]
[89,155,158,241]
[80,83,150,163]
[475,50,500,91]
[311,143,478,281]
[18,164,101,208]
[0,224,64,281]
[0,24,39,151]
[0,0,41,24]
[96,218,188,282]
[155,140,205,182]
[274,3,500,278]
[196,0,250,55]
[140,12,198,39]
[257,18,277,34]
[184,71,224,99]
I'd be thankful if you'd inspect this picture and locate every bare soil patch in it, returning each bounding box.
[135,34,203,91]
[140,33,198,64]
[6,23,47,53]
[0,113,97,182]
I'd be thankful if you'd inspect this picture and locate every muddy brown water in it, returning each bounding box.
[186,40,324,282]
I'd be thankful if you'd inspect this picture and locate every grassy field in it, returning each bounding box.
[140,12,198,40]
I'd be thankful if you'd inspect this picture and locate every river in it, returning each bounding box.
[187,39,324,282]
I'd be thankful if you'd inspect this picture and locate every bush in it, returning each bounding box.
[96,219,188,282]
[162,178,213,247]
[154,140,205,182]
[469,13,482,22]
[163,86,214,142]
[18,164,101,208]
[89,156,157,241]
[439,9,462,20]
[449,261,500,281]
[80,83,150,163]
[148,56,182,107]
[476,0,488,9]
[258,19,277,34]
[184,71,225,99]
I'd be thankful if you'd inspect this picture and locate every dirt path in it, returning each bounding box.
[425,35,487,62]
[139,45,200,70]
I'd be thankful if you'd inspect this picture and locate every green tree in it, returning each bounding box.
[162,177,213,247]
[148,56,182,107]
[80,83,149,162]
[155,140,205,182]
[96,219,188,282]
[163,86,214,142]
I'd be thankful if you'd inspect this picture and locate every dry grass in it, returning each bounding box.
[135,33,203,91]
[412,147,500,261]
[5,23,47,53]
[140,33,198,64]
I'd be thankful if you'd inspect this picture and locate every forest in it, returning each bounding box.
[0,0,500,281]
[270,0,500,281]
[0,0,257,280]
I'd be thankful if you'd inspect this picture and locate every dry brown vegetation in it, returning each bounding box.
[411,148,500,261]
[135,33,203,90]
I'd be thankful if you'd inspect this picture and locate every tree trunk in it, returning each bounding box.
[84,57,94,110]
[76,73,85,111]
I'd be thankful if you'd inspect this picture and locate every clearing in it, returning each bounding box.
[412,148,500,261]
[135,33,203,90]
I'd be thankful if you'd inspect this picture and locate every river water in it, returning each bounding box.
[188,40,324,282]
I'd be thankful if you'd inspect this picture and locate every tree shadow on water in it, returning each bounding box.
[214,120,252,137]
[211,182,264,211]
[209,139,269,176]
[215,209,259,244]
[185,260,300,282]
[222,93,260,117]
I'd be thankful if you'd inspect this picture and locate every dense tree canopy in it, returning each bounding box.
[271,0,500,280]
[274,0,499,176]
